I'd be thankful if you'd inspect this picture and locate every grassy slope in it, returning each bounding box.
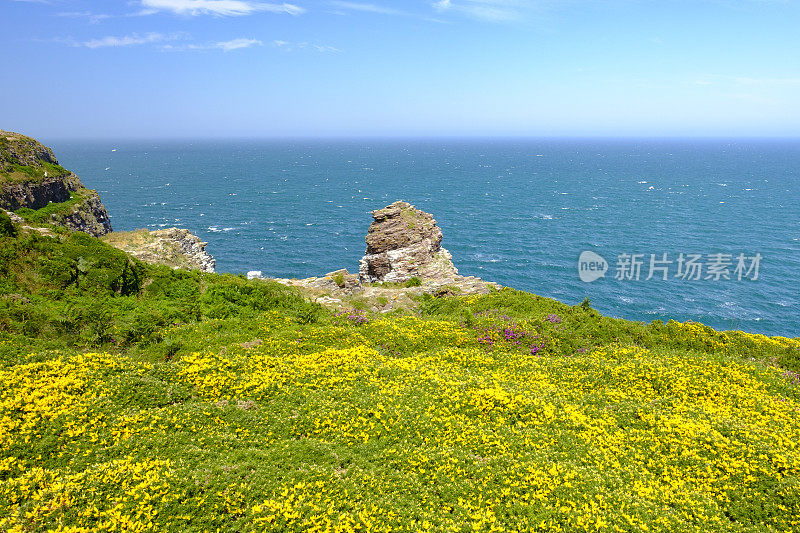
[0,133,70,185]
[1,132,98,231]
[1,212,799,532]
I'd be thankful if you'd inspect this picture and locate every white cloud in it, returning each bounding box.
[329,1,406,15]
[272,40,340,52]
[81,32,177,48]
[433,0,524,22]
[140,0,305,16]
[58,11,112,23]
[212,37,263,50]
[161,37,264,51]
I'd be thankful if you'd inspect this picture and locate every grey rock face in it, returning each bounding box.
[0,174,81,211]
[358,201,459,283]
[54,192,113,236]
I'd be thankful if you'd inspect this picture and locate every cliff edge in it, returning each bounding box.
[0,130,112,236]
[102,228,216,273]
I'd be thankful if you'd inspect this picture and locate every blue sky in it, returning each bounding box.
[2,0,799,138]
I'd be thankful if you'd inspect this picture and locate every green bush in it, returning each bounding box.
[0,211,17,237]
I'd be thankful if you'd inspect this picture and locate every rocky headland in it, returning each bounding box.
[2,130,495,304]
[1,130,111,236]
[358,200,459,283]
[272,201,499,312]
[102,228,216,273]
[1,129,214,271]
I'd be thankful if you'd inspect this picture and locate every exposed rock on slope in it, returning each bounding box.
[0,130,112,236]
[358,201,459,283]
[103,228,215,273]
[0,173,82,211]
[273,201,499,312]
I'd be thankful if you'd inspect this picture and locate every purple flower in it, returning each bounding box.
[545,314,562,324]
[530,342,544,356]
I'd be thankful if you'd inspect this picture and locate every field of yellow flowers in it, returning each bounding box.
[1,219,799,532]
[2,290,799,532]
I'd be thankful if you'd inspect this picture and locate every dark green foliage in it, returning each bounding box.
[0,211,17,238]
[198,276,311,319]
[0,228,315,353]
[107,372,192,409]
[404,276,422,287]
[30,231,146,296]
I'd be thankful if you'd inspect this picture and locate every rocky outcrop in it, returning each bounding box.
[1,130,112,236]
[358,201,459,283]
[0,173,83,211]
[272,201,499,312]
[56,192,113,236]
[0,130,59,168]
[273,268,363,293]
[103,228,215,273]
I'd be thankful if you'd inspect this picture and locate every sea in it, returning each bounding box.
[49,138,800,338]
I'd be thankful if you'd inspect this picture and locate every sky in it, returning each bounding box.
[2,0,799,138]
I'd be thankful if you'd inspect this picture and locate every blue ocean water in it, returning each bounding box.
[50,139,800,338]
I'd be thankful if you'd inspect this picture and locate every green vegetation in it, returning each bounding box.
[13,188,94,225]
[0,161,69,184]
[404,276,422,287]
[0,211,16,238]
[332,271,345,287]
[0,132,69,184]
[1,216,799,532]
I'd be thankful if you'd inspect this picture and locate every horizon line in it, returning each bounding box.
[41,134,800,143]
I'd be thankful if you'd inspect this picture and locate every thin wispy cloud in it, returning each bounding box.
[209,37,263,50]
[273,40,340,52]
[161,37,263,51]
[80,32,179,49]
[433,0,525,22]
[329,1,406,16]
[139,0,305,16]
[58,11,112,24]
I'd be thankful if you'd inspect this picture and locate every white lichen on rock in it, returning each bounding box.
[358,201,459,283]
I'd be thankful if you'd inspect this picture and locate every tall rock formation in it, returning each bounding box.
[1,130,112,236]
[358,201,459,283]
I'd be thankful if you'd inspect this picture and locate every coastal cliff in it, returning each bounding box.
[2,130,215,272]
[1,140,800,532]
[0,130,112,236]
[103,228,216,273]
